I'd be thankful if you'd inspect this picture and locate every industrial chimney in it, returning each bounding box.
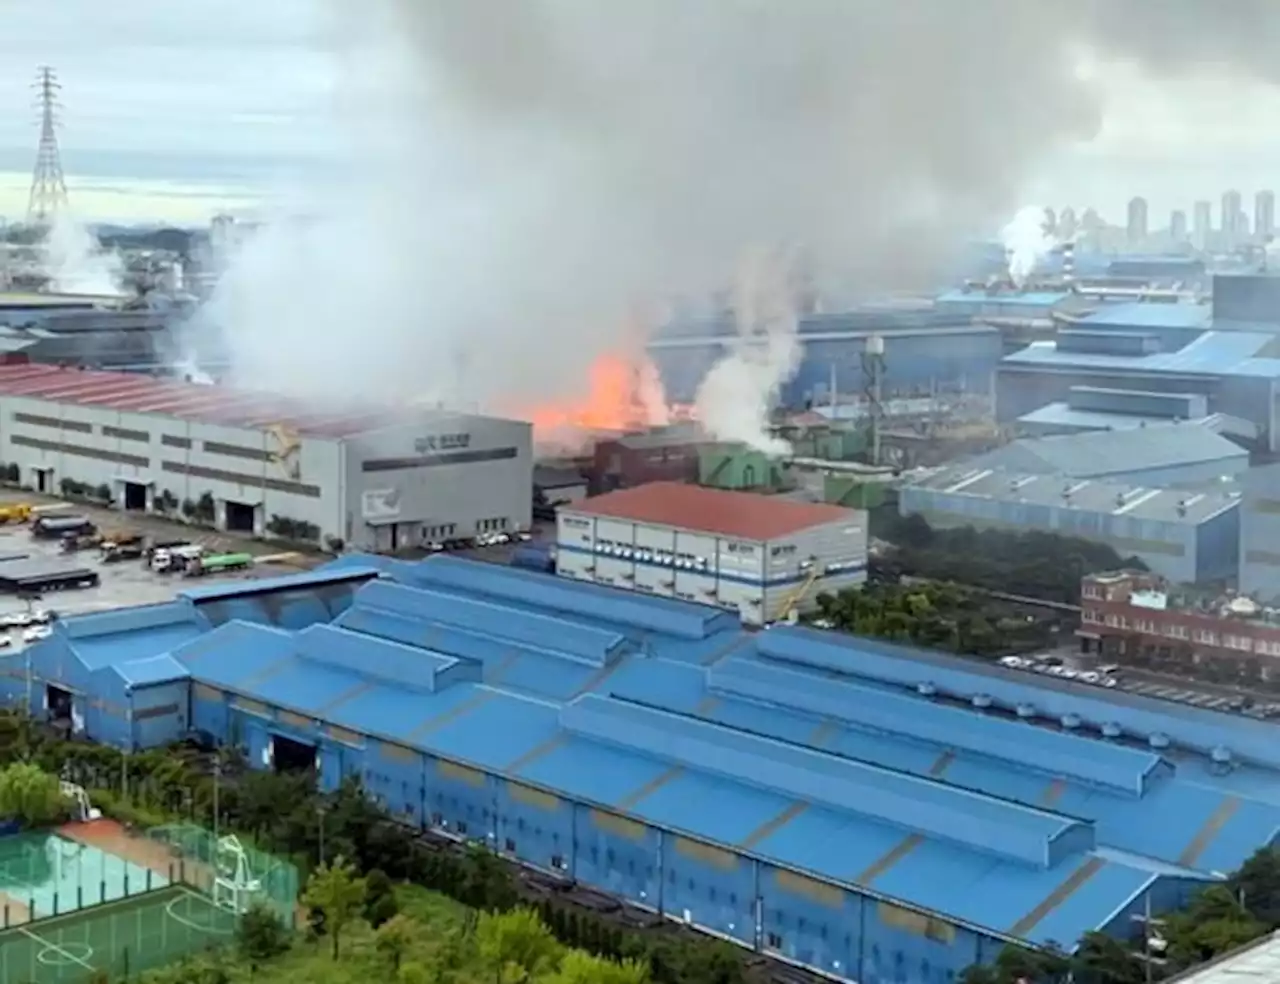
[1061,240,1076,286]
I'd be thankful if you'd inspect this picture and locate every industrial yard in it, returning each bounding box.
[6,553,1280,984]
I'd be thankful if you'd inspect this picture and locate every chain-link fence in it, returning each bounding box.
[145,823,298,928]
[0,887,237,984]
[0,832,167,926]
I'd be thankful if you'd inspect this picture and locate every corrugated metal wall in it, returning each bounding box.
[650,330,1001,408]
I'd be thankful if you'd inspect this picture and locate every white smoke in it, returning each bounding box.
[40,214,127,296]
[1001,206,1057,288]
[191,1,1280,424]
[694,250,800,456]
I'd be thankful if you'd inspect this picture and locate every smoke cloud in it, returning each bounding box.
[1001,207,1057,288]
[197,0,1280,423]
[41,215,126,296]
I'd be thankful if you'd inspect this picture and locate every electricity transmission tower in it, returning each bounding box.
[27,66,69,226]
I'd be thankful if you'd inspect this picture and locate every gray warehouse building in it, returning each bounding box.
[556,482,867,624]
[0,363,532,552]
[965,424,1248,488]
[1239,464,1280,602]
[899,466,1241,584]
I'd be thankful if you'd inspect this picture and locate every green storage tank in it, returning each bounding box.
[823,475,890,510]
[699,446,790,491]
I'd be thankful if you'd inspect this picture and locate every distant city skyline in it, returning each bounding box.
[1,1,1280,227]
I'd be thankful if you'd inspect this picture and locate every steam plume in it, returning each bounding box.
[41,215,126,296]
[197,1,1280,420]
[695,250,800,456]
[1001,206,1057,288]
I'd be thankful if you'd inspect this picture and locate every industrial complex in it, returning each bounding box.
[555,482,867,623]
[0,362,532,553]
[7,555,1280,984]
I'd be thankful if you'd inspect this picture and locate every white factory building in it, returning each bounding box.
[0,363,532,552]
[556,481,867,625]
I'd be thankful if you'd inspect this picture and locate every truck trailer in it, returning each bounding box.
[184,552,254,577]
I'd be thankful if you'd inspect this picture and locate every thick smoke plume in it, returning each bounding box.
[1001,207,1057,288]
[41,215,126,296]
[199,0,1280,423]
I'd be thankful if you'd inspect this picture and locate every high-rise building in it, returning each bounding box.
[1170,210,1187,242]
[1126,197,1149,242]
[1223,189,1243,235]
[1193,200,1212,237]
[1257,190,1276,241]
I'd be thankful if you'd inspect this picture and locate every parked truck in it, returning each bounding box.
[0,503,33,525]
[151,544,204,574]
[33,516,94,540]
[101,534,145,563]
[184,552,253,577]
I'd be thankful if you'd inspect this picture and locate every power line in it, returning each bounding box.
[27,65,69,226]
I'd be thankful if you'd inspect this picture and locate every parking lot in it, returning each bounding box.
[0,496,312,639]
[997,652,1280,721]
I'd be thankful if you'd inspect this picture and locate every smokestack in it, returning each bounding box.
[1061,241,1076,286]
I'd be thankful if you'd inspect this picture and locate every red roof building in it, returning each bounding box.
[0,362,412,439]
[567,481,854,541]
[556,483,867,624]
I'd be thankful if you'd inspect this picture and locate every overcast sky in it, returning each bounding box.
[1,0,1278,226]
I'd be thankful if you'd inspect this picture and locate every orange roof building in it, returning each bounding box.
[555,482,868,625]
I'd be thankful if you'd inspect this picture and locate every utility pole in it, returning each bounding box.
[27,66,69,227]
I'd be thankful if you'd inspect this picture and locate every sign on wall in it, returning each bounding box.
[414,433,471,454]
[361,488,402,521]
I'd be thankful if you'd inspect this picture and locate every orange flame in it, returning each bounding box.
[524,355,645,439]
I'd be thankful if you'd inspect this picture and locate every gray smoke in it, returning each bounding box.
[200,0,1280,416]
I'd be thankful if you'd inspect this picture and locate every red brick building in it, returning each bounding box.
[1079,571,1280,680]
[589,426,704,493]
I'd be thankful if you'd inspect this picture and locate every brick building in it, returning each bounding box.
[1079,570,1280,680]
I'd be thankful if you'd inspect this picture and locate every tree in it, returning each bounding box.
[301,856,367,960]
[1229,845,1280,928]
[375,913,417,971]
[365,867,400,928]
[1072,932,1145,984]
[475,908,562,983]
[0,762,69,826]
[543,949,650,984]
[1162,885,1266,973]
[236,901,289,965]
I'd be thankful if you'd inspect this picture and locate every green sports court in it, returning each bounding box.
[0,886,239,983]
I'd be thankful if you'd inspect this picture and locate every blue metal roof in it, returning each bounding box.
[967,424,1246,479]
[177,566,382,602]
[61,600,203,640]
[937,290,1071,307]
[1017,403,1214,432]
[1078,303,1211,330]
[1004,330,1280,377]
[104,654,190,687]
[48,557,1280,947]
[564,694,1093,869]
[708,657,1168,797]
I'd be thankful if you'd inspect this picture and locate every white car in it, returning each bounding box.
[22,626,51,644]
[0,612,33,629]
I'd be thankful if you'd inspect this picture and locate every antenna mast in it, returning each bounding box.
[27,66,69,226]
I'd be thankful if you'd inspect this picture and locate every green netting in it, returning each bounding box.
[0,832,169,926]
[144,823,298,926]
[0,887,237,983]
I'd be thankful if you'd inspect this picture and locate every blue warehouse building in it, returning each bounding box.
[899,466,1241,584]
[7,556,1280,984]
[648,311,1002,408]
[998,302,1280,451]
